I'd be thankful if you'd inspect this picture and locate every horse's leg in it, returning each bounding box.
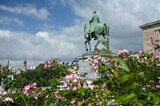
[94,35,101,50]
[88,39,91,52]
[103,35,109,50]
[85,38,88,52]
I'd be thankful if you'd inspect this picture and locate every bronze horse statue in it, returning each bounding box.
[84,22,109,52]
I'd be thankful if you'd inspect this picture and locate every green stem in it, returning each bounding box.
[20,94,27,106]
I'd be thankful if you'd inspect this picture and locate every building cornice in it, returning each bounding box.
[139,20,160,29]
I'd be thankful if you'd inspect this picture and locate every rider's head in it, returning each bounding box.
[93,10,96,14]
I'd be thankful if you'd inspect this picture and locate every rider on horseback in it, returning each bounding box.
[89,10,100,40]
[84,11,109,52]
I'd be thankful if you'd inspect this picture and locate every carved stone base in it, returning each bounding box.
[73,51,116,81]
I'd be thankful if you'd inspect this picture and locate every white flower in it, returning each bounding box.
[2,92,8,96]
[86,80,92,85]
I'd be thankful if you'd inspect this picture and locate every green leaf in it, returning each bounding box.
[50,103,54,106]
[81,92,85,97]
[104,98,108,106]
[117,58,129,72]
[127,93,135,99]
[121,74,130,83]
[153,96,160,105]
[102,40,109,50]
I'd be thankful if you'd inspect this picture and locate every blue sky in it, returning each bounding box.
[0,0,76,33]
[0,0,160,69]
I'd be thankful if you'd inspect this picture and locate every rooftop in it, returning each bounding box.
[139,20,160,29]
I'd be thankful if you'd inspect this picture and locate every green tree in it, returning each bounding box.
[15,64,53,87]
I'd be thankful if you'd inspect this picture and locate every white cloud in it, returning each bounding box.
[13,18,24,26]
[0,30,10,38]
[50,1,57,6]
[0,5,50,20]
[0,17,24,26]
[36,31,49,38]
[0,26,84,68]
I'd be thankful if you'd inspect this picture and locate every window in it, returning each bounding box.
[153,30,160,50]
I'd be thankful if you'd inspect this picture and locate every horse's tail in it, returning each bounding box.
[84,22,87,33]
[104,22,110,36]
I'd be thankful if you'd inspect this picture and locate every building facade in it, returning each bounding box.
[139,20,160,54]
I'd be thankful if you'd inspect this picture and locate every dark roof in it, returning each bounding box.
[139,20,160,29]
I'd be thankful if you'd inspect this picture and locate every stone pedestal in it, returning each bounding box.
[74,51,116,81]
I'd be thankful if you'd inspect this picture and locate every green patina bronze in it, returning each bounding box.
[84,11,110,52]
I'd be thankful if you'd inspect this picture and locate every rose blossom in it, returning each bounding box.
[139,50,143,54]
[88,84,94,90]
[24,84,32,91]
[2,91,8,96]
[4,97,14,103]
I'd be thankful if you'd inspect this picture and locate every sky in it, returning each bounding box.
[0,0,160,69]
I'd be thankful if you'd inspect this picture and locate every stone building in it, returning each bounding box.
[139,20,160,54]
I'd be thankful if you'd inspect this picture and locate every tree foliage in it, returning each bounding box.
[15,63,52,87]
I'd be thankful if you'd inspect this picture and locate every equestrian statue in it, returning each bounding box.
[84,10,110,52]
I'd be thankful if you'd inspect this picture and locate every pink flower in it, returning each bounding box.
[102,83,106,87]
[154,54,160,59]
[86,80,92,85]
[109,59,113,63]
[24,91,29,96]
[4,97,14,103]
[123,49,129,53]
[73,86,77,90]
[32,82,37,86]
[24,84,32,91]
[97,56,101,60]
[85,56,93,62]
[108,99,115,105]
[139,50,143,54]
[139,72,144,75]
[94,55,98,59]
[150,80,154,83]
[88,56,92,61]
[117,51,122,57]
[129,55,134,57]
[157,64,160,67]
[49,57,56,62]
[73,74,78,78]
[24,82,40,99]
[156,85,160,88]
[45,95,49,98]
[117,49,129,57]
[88,84,94,90]
[158,77,160,79]
[101,57,105,62]
[70,98,77,104]
[72,79,78,83]
[65,75,71,79]
[44,60,49,69]
[93,59,99,64]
